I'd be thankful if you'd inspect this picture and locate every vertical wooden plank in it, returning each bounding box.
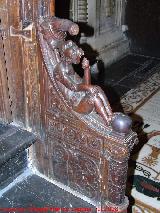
[20,0,41,135]
[39,0,55,17]
[20,0,45,136]
[0,1,12,123]
[22,25,42,135]
[0,33,11,123]
[21,0,55,136]
[1,0,25,126]
[20,0,37,132]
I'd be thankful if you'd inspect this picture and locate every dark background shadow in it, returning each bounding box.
[126,0,160,57]
[55,0,70,19]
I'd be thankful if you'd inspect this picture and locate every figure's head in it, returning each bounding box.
[61,40,84,64]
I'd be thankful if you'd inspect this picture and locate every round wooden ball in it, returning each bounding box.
[111,113,132,134]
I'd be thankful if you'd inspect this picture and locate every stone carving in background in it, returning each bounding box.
[69,0,129,66]
[70,0,88,23]
[105,0,115,17]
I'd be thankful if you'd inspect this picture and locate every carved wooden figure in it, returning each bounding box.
[33,16,139,212]
[39,17,122,127]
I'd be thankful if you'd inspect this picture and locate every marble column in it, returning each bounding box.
[115,0,126,26]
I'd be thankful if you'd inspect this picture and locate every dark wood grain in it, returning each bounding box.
[0,0,54,133]
[0,0,25,125]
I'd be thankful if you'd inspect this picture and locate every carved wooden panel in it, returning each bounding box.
[27,16,138,211]
[34,71,104,201]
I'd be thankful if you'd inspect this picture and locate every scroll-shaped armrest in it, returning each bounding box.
[46,16,79,36]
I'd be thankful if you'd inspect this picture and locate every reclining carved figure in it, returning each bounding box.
[39,17,113,126]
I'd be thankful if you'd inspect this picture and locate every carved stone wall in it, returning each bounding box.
[70,0,129,66]
[70,0,88,23]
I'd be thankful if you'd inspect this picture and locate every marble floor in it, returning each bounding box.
[95,53,160,106]
[127,90,160,213]
[0,173,96,213]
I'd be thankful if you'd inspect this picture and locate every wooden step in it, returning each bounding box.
[0,174,96,212]
[0,123,37,189]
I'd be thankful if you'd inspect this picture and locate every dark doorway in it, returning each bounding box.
[126,0,160,57]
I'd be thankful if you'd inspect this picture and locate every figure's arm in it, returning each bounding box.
[74,72,83,83]
[62,74,79,91]
[82,57,91,85]
[55,66,92,92]
[54,64,78,92]
[76,58,92,91]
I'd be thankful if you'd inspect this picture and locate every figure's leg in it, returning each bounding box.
[88,85,112,117]
[73,96,94,114]
[95,87,113,117]
[94,95,112,125]
[74,85,113,125]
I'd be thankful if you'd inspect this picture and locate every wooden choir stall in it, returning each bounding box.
[0,0,138,212]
